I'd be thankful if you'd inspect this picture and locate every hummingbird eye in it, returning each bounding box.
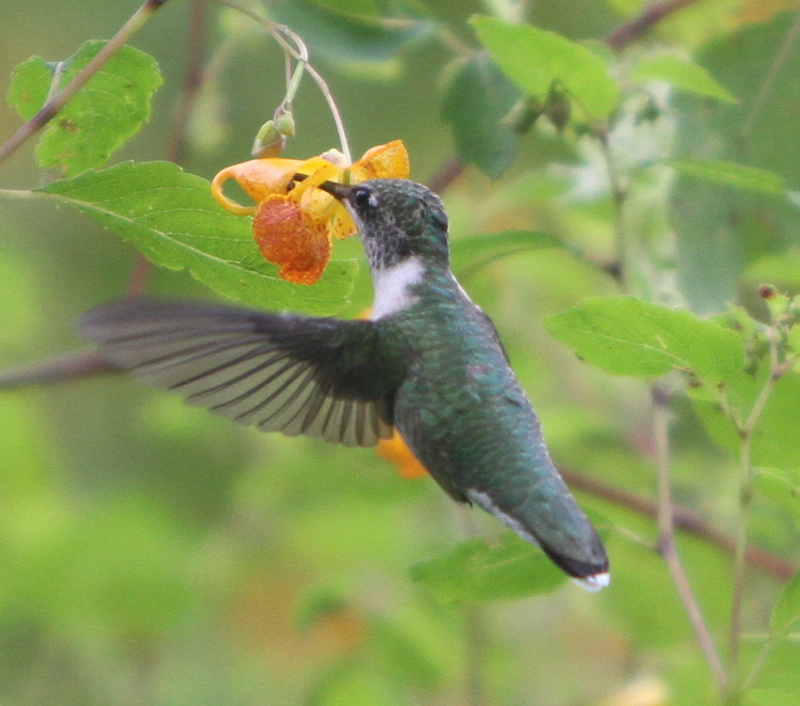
[350,185,378,211]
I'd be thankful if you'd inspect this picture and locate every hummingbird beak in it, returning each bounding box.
[293,173,353,201]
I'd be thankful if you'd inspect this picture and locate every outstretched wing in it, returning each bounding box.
[79,299,406,447]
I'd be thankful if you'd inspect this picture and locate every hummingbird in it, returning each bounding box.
[79,178,609,591]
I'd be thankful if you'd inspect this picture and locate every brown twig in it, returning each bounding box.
[651,384,727,692]
[426,157,465,195]
[165,0,208,164]
[0,351,119,390]
[0,0,170,168]
[605,0,702,51]
[125,0,211,298]
[561,467,797,582]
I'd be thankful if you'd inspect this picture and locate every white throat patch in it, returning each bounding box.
[371,257,425,319]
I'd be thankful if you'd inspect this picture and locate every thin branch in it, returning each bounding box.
[427,157,465,195]
[125,0,212,298]
[727,428,754,691]
[651,383,728,693]
[0,351,119,390]
[464,606,486,706]
[597,129,628,285]
[165,0,208,165]
[559,470,797,581]
[727,325,786,691]
[126,253,152,298]
[605,0,702,51]
[0,0,170,168]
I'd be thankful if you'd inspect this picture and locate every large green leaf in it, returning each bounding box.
[545,296,744,383]
[7,40,162,177]
[471,16,619,120]
[409,532,566,603]
[36,162,357,315]
[441,55,520,179]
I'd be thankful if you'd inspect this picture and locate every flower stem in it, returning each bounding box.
[216,0,352,162]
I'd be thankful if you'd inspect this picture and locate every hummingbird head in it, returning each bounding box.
[320,178,450,272]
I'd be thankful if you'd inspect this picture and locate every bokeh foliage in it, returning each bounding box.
[1,0,799,704]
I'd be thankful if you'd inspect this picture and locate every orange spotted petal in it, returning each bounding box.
[253,194,331,285]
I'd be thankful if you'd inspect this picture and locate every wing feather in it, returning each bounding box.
[79,299,402,447]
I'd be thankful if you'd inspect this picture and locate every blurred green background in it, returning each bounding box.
[1,0,800,704]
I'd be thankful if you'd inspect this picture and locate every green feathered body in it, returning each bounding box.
[388,269,607,581]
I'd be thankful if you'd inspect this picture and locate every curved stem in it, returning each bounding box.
[215,0,351,162]
[605,0,702,51]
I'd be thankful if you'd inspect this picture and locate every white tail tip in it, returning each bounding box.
[572,571,610,592]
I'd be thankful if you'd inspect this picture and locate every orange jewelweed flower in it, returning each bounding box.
[211,141,410,284]
[377,429,428,480]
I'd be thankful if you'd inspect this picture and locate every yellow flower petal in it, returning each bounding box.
[297,186,356,241]
[377,430,428,480]
[349,140,410,182]
[212,159,304,215]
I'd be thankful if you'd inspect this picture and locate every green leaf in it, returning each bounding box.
[7,40,162,177]
[451,229,565,279]
[441,55,520,179]
[470,16,619,120]
[771,570,800,639]
[670,159,786,195]
[632,55,737,103]
[36,162,356,315]
[544,296,744,383]
[744,688,800,706]
[409,532,566,603]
